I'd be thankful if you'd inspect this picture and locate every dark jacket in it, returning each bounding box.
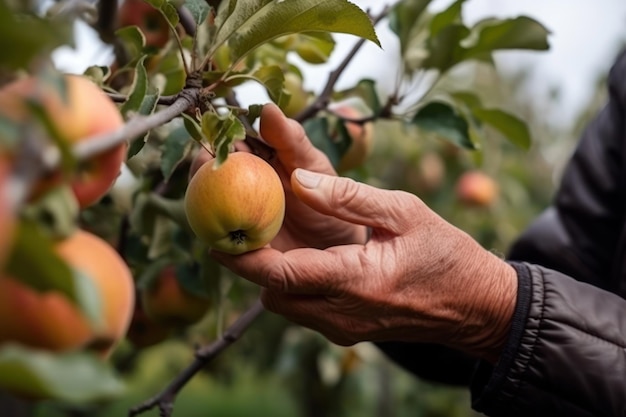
[377,49,626,416]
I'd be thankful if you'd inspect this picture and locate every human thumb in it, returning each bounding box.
[290,168,417,233]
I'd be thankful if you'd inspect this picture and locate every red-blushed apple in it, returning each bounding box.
[184,152,286,255]
[0,230,135,357]
[0,74,126,208]
[332,104,374,173]
[118,0,170,50]
[126,302,172,349]
[455,170,499,207]
[141,265,211,327]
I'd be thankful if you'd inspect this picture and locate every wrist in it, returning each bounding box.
[449,249,518,363]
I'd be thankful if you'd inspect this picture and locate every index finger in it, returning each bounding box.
[259,103,336,175]
[211,244,363,295]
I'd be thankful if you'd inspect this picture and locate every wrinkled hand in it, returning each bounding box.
[214,146,518,362]
[253,103,368,252]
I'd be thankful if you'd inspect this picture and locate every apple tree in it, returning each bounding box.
[0,0,550,416]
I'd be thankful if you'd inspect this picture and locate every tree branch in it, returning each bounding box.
[7,88,199,210]
[294,6,392,123]
[107,93,181,106]
[75,92,196,160]
[128,298,265,417]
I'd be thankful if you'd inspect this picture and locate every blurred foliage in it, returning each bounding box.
[0,0,622,416]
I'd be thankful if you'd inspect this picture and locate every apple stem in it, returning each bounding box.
[229,230,247,245]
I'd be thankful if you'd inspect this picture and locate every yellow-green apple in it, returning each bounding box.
[184,152,285,255]
[455,170,498,207]
[118,0,170,50]
[0,74,126,208]
[0,230,135,357]
[282,73,310,118]
[332,104,374,173]
[141,265,211,327]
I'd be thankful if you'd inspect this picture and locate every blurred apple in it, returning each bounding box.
[0,74,126,208]
[282,73,310,118]
[141,265,211,327]
[332,104,374,173]
[118,0,170,50]
[455,170,498,207]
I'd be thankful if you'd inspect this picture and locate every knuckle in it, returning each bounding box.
[329,178,362,212]
[260,290,282,314]
[261,264,288,292]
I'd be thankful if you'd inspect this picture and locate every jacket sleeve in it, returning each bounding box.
[471,262,626,417]
[472,49,626,416]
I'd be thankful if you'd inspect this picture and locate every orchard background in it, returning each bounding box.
[0,1,624,416]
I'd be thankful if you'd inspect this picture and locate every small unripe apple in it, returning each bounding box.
[141,265,211,327]
[118,0,170,50]
[184,152,285,255]
[455,170,498,207]
[282,73,310,118]
[0,230,135,357]
[0,74,126,208]
[333,105,374,173]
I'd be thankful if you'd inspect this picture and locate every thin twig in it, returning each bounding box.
[74,92,197,160]
[106,93,181,106]
[128,299,265,417]
[7,89,199,210]
[294,6,392,123]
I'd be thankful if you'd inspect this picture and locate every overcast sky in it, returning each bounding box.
[54,0,626,127]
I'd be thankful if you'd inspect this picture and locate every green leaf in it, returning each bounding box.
[421,24,470,73]
[184,0,211,26]
[411,101,474,149]
[388,0,432,56]
[145,194,192,234]
[161,126,194,181]
[123,57,160,158]
[136,257,171,291]
[4,220,102,327]
[153,49,187,96]
[211,0,380,64]
[430,0,465,37]
[462,16,551,59]
[121,57,149,117]
[450,90,483,109]
[252,65,288,107]
[200,111,246,168]
[22,185,79,241]
[246,104,263,127]
[83,65,112,86]
[0,345,125,403]
[182,113,203,141]
[471,108,531,149]
[144,0,180,28]
[336,79,382,116]
[176,262,212,299]
[293,32,336,64]
[0,3,73,70]
[115,25,146,59]
[303,117,340,167]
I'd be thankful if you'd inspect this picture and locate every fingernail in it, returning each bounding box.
[294,168,321,189]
